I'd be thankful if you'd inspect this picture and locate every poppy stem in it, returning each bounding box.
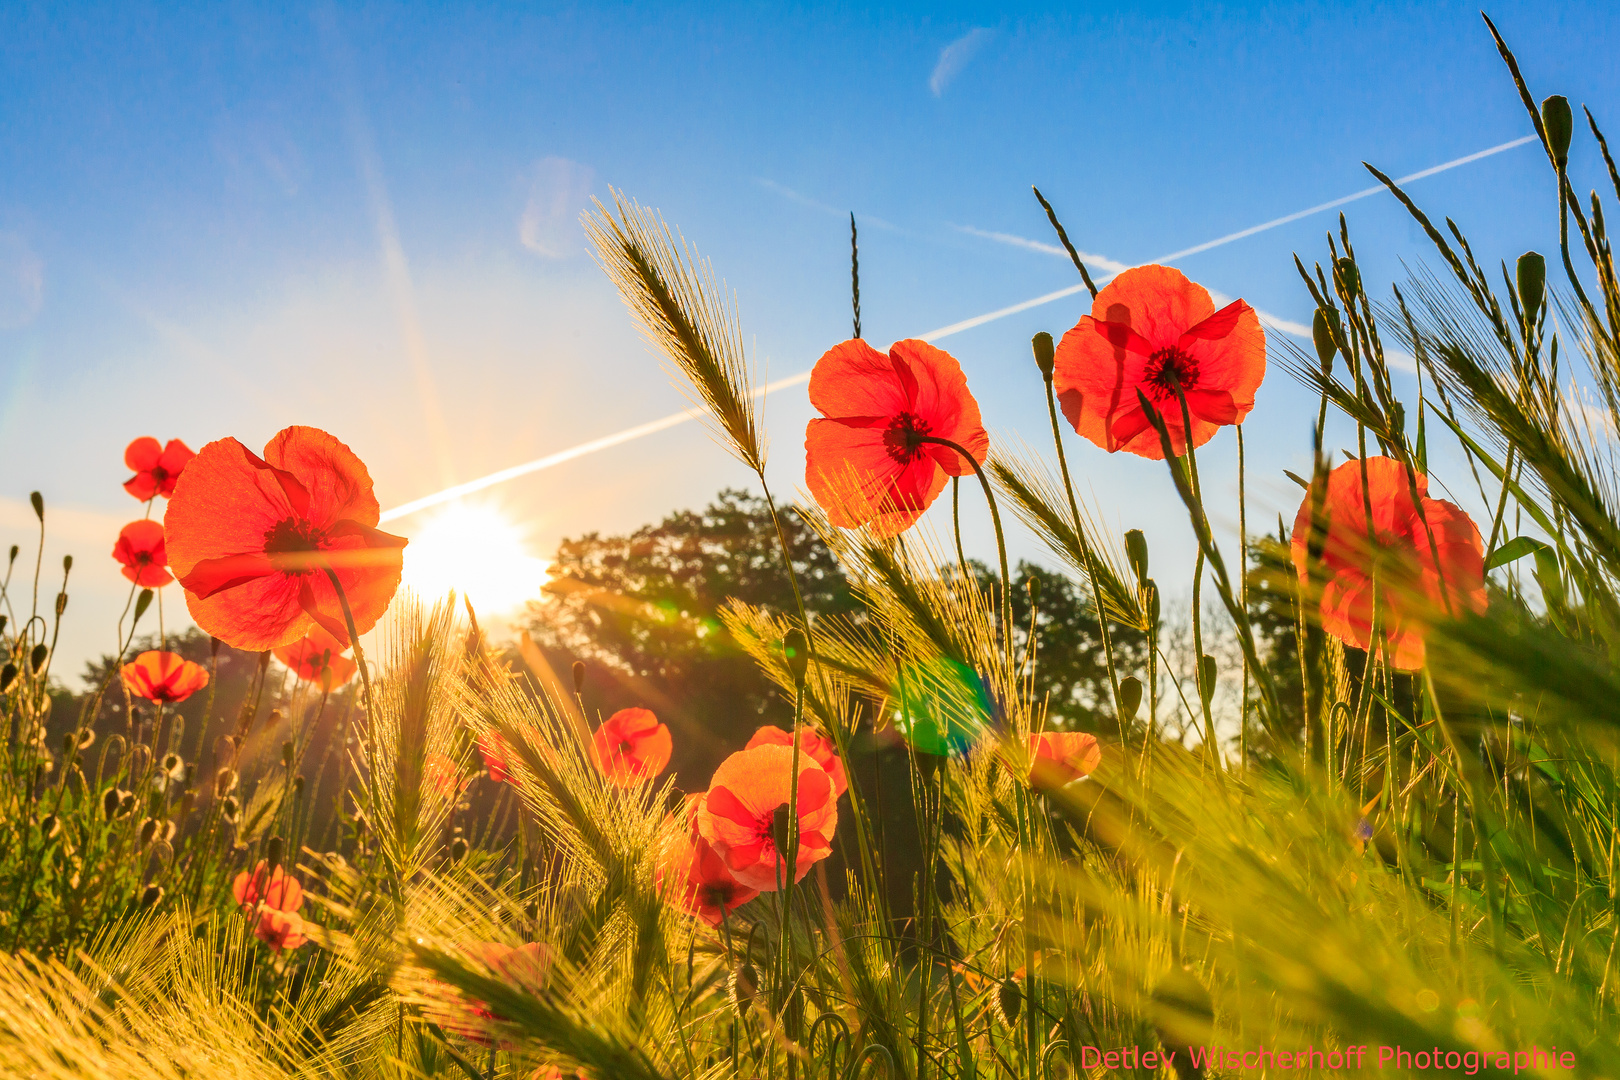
[321,567,375,732]
[914,436,1012,662]
[1039,367,1127,753]
[951,479,968,574]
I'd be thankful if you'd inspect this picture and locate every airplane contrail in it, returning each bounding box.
[377,134,1534,524]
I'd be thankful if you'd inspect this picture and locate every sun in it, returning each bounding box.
[398,502,549,617]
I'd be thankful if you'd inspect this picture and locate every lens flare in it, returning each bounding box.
[399,503,548,617]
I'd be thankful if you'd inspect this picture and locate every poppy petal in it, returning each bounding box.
[264,426,383,528]
[1176,298,1251,344]
[125,437,163,472]
[180,553,277,599]
[807,339,910,421]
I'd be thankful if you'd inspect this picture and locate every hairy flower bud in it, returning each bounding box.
[29,643,48,673]
[450,836,468,861]
[997,976,1022,1026]
[1032,331,1056,379]
[571,660,587,695]
[140,884,164,908]
[782,628,808,689]
[215,767,238,797]
[1542,95,1573,166]
[0,663,16,693]
[1517,251,1546,328]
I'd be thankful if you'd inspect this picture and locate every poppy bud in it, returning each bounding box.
[1334,258,1360,305]
[293,774,305,796]
[0,663,15,692]
[1312,309,1336,374]
[282,741,294,768]
[0,615,6,635]
[1032,332,1056,380]
[118,791,137,818]
[771,804,793,855]
[450,836,468,861]
[29,491,43,522]
[30,643,48,673]
[1517,251,1546,327]
[139,817,161,846]
[731,962,760,1017]
[1119,676,1143,721]
[40,814,60,840]
[221,795,240,823]
[783,628,808,689]
[215,767,238,797]
[1125,530,1149,588]
[55,592,67,617]
[61,732,75,759]
[1147,581,1160,629]
[161,752,181,776]
[103,787,121,820]
[997,976,1022,1026]
[1198,655,1217,708]
[134,589,153,623]
[1151,967,1214,1080]
[571,660,587,695]
[1542,95,1573,166]
[140,884,164,908]
[63,554,72,573]
[6,545,15,564]
[266,835,284,875]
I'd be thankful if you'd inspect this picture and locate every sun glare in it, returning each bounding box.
[399,503,549,617]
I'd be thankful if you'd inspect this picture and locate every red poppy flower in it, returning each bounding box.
[124,437,196,501]
[1052,265,1266,459]
[164,426,407,651]
[1028,731,1102,788]
[589,708,672,787]
[697,744,838,892]
[112,519,173,587]
[121,650,210,703]
[254,908,309,951]
[805,339,990,536]
[1290,456,1485,671]
[232,860,304,913]
[273,626,357,691]
[745,725,848,799]
[424,754,470,800]
[658,817,760,926]
[479,732,513,784]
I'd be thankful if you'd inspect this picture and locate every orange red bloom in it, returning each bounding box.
[589,708,671,787]
[120,650,210,703]
[658,793,759,925]
[124,437,195,501]
[479,731,513,784]
[1290,456,1486,671]
[273,626,357,691]
[805,338,989,536]
[232,860,304,914]
[254,908,309,951]
[112,519,173,587]
[164,426,407,651]
[1028,731,1102,788]
[1052,265,1266,459]
[745,725,848,799]
[697,744,838,892]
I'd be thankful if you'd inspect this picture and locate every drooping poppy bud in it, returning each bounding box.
[1312,308,1336,373]
[1517,251,1546,327]
[1334,258,1360,304]
[141,884,164,908]
[30,644,48,673]
[29,492,42,522]
[1542,95,1573,166]
[1119,676,1143,721]
[0,663,15,692]
[783,628,808,689]
[997,976,1022,1026]
[1032,331,1056,380]
[571,659,586,694]
[1125,530,1149,588]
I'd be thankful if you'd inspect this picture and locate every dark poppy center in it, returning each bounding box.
[1143,346,1201,400]
[701,881,736,906]
[883,412,933,464]
[149,466,169,483]
[263,517,327,573]
[617,740,634,756]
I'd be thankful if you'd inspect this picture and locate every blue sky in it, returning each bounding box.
[3,1,1617,676]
